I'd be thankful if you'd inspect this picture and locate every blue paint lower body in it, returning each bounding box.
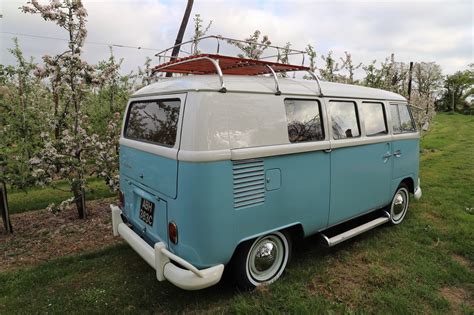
[119,138,419,268]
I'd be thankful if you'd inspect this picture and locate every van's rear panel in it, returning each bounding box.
[119,95,185,247]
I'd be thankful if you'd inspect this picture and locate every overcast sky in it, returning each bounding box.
[1,0,472,76]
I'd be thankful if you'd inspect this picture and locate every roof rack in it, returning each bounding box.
[152,54,323,96]
[152,35,323,96]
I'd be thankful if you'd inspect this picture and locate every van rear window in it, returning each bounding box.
[125,99,180,147]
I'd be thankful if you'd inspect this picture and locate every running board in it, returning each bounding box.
[321,211,390,247]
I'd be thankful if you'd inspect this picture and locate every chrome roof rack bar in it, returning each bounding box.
[266,65,281,95]
[307,70,324,97]
[154,56,227,93]
[155,35,307,58]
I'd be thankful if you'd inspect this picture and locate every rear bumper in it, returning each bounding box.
[110,205,224,290]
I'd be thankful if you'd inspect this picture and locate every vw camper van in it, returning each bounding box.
[111,51,422,290]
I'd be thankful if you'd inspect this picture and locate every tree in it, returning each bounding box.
[319,51,341,82]
[23,0,96,218]
[191,14,212,55]
[0,39,48,226]
[437,65,474,112]
[413,62,443,97]
[228,30,271,60]
[339,51,362,84]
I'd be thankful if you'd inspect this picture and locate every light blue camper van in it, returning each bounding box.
[111,52,422,290]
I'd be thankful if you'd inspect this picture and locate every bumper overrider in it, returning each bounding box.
[414,178,422,200]
[110,205,224,290]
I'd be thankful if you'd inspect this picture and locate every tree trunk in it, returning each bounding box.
[166,0,194,77]
[72,181,87,219]
[0,181,13,234]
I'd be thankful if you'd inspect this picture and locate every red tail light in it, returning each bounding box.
[169,221,178,244]
[118,191,124,209]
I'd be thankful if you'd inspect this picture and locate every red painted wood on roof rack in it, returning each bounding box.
[152,54,309,76]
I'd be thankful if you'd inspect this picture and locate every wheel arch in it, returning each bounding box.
[400,177,415,194]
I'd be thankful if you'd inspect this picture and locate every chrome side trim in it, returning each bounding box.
[231,141,330,160]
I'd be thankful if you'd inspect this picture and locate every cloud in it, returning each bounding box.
[1,0,472,75]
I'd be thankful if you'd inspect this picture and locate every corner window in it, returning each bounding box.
[125,99,181,147]
[390,104,416,134]
[284,99,324,143]
[330,101,361,139]
[361,102,388,136]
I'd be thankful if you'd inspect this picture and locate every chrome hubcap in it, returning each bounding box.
[391,189,408,222]
[254,241,277,272]
[247,234,286,283]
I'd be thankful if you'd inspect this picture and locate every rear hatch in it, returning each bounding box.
[119,94,185,243]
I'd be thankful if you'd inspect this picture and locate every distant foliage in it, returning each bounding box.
[228,30,272,60]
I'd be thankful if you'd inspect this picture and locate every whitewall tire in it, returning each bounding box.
[390,184,410,225]
[231,231,291,290]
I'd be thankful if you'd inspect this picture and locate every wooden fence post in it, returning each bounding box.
[0,181,13,234]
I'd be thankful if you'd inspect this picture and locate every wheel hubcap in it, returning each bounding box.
[392,189,408,222]
[247,234,285,283]
[254,241,277,272]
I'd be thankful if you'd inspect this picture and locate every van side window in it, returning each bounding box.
[330,101,361,139]
[390,104,416,133]
[125,99,180,147]
[361,102,388,136]
[284,99,324,143]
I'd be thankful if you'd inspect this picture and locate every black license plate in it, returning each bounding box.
[139,198,155,226]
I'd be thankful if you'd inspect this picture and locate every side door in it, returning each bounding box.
[327,99,392,226]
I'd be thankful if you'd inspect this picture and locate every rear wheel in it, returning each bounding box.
[390,184,410,225]
[231,231,291,290]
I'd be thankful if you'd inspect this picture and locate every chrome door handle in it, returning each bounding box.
[394,150,402,157]
[383,152,392,159]
[324,149,332,153]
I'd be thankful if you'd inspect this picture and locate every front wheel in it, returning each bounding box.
[231,231,291,290]
[389,184,410,225]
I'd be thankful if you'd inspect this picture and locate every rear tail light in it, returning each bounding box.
[168,221,178,244]
[118,191,124,209]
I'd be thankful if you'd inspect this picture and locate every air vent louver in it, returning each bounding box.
[233,159,265,209]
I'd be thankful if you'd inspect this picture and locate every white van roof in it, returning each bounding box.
[133,75,406,102]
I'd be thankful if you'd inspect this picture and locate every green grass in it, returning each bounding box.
[1,113,473,314]
[7,177,115,214]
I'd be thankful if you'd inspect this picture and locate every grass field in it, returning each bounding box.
[1,113,473,314]
[7,177,115,214]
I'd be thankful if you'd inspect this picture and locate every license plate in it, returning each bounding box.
[139,198,155,226]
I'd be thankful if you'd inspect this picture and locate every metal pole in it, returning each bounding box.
[166,0,194,77]
[407,61,413,102]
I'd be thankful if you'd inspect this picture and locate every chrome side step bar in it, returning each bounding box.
[321,211,390,247]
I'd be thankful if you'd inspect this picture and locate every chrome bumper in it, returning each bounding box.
[414,187,422,200]
[110,205,224,290]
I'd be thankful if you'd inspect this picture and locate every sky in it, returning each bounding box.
[1,0,473,76]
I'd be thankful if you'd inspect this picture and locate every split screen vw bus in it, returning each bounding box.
[111,53,422,290]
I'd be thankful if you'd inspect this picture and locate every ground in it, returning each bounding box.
[0,113,473,314]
